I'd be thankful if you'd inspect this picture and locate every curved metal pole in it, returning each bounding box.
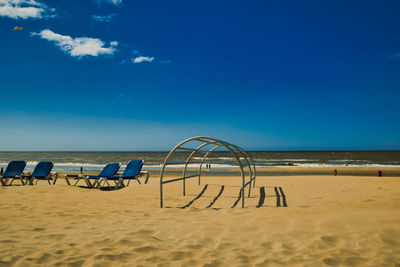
[160,137,202,207]
[224,145,252,197]
[224,145,246,208]
[228,143,257,189]
[160,136,256,208]
[202,141,246,208]
[227,144,253,179]
[182,141,219,196]
[198,144,223,185]
[229,144,257,195]
[196,137,249,207]
[229,144,256,178]
[160,136,223,207]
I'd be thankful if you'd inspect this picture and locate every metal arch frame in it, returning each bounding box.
[160,136,257,208]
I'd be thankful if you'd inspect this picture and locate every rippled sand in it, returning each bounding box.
[1,175,399,266]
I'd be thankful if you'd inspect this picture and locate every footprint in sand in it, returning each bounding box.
[113,238,143,247]
[322,258,339,266]
[134,246,160,253]
[343,256,368,265]
[169,251,194,261]
[145,255,166,263]
[379,228,400,246]
[135,229,154,235]
[321,235,339,245]
[34,252,53,264]
[93,252,132,261]
[44,233,66,240]
[203,260,223,267]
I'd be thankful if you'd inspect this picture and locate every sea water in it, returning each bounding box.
[0,151,399,174]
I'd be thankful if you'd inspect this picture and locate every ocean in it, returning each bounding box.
[1,151,400,175]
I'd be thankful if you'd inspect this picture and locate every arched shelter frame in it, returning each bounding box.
[160,136,257,208]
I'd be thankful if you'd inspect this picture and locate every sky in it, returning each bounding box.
[0,0,400,151]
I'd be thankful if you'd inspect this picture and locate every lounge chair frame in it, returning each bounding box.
[18,162,57,185]
[65,163,120,188]
[0,161,27,186]
[23,172,58,185]
[95,161,150,190]
[7,176,27,186]
[65,174,94,187]
[95,170,150,189]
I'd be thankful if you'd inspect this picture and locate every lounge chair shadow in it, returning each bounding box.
[99,186,126,191]
[75,185,98,189]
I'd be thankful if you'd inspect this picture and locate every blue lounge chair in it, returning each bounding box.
[21,161,57,185]
[96,160,150,189]
[65,163,120,188]
[123,160,150,185]
[0,160,26,186]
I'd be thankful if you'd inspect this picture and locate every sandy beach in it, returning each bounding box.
[1,174,400,266]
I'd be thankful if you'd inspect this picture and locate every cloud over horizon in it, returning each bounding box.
[31,29,118,58]
[0,0,55,19]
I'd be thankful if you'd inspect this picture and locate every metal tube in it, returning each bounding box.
[183,142,219,196]
[229,145,254,197]
[198,144,223,185]
[176,147,208,153]
[160,138,198,207]
[159,136,256,208]
[195,138,247,207]
[163,175,199,184]
[229,144,256,189]
[217,143,246,208]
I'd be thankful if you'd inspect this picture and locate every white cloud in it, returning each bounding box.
[133,56,154,63]
[0,0,55,19]
[92,13,116,22]
[95,0,121,6]
[31,29,118,58]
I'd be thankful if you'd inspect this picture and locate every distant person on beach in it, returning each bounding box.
[333,169,337,176]
[378,170,382,177]
[0,167,3,175]
[80,166,83,174]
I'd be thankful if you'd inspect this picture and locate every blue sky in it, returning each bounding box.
[0,0,399,151]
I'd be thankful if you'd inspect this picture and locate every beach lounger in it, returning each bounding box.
[0,160,26,186]
[95,160,150,189]
[20,161,57,185]
[65,163,120,188]
[123,160,150,185]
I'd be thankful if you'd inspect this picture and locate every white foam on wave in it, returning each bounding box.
[256,163,400,169]
[254,159,314,162]
[145,163,240,169]
[2,161,400,173]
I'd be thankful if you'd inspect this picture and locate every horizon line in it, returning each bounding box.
[1,149,400,153]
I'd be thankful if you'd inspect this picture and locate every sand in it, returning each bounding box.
[1,174,400,266]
